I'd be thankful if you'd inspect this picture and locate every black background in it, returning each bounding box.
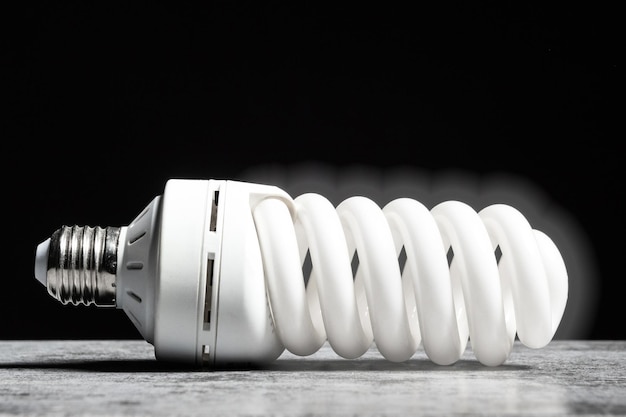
[4,2,622,340]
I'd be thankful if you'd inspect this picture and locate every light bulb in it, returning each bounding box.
[34,179,568,367]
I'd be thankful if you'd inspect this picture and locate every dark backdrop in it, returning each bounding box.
[4,2,622,340]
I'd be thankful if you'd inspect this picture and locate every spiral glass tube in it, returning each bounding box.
[253,194,568,366]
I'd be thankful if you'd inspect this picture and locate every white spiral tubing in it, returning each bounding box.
[252,194,568,366]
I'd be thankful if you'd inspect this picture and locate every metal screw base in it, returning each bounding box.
[46,225,120,306]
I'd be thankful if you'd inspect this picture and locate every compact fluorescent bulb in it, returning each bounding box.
[34,179,568,367]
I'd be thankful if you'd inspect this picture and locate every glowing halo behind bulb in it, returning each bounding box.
[34,177,568,367]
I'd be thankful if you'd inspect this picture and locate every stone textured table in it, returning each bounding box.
[1,340,624,416]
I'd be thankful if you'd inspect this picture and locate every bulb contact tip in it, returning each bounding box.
[34,238,50,287]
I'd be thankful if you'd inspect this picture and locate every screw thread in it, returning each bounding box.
[47,225,119,306]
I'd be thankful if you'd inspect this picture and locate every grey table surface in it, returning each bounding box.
[0,340,624,417]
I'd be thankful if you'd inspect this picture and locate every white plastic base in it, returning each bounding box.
[116,179,293,365]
